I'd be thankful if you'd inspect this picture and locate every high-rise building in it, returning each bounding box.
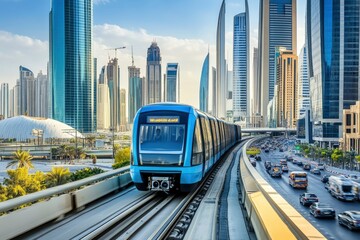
[258,0,297,126]
[216,0,226,118]
[276,49,298,128]
[252,48,260,122]
[146,42,162,104]
[128,63,142,124]
[233,1,249,122]
[0,83,9,119]
[9,88,14,118]
[212,67,217,115]
[97,66,110,130]
[10,81,20,117]
[93,58,97,131]
[165,63,179,102]
[307,0,360,146]
[35,71,48,118]
[106,58,121,131]
[298,45,310,117]
[199,53,209,112]
[50,0,95,133]
[120,89,126,131]
[19,66,35,116]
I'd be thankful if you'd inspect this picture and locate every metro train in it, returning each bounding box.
[130,103,241,192]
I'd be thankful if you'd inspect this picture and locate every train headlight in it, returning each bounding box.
[161,180,169,189]
[152,181,159,188]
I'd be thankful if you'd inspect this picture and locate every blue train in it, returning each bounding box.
[130,103,241,192]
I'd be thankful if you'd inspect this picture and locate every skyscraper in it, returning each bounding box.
[93,58,97,131]
[307,0,360,145]
[0,83,9,119]
[120,89,126,131]
[97,66,110,130]
[212,67,217,115]
[128,59,142,124]
[165,63,180,102]
[107,58,121,131]
[199,53,209,112]
[35,71,48,118]
[216,0,226,118]
[19,65,34,116]
[298,45,310,117]
[146,42,162,104]
[233,0,249,122]
[50,0,95,132]
[252,48,260,118]
[258,0,297,126]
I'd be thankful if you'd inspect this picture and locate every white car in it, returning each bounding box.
[317,163,325,170]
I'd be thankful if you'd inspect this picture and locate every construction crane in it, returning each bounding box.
[106,46,126,59]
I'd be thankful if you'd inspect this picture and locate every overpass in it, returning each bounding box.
[242,127,296,134]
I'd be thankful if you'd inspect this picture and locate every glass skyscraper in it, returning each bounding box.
[307,0,360,145]
[200,53,209,113]
[165,63,179,102]
[128,65,142,124]
[233,0,249,122]
[146,42,162,104]
[298,45,310,117]
[50,0,95,133]
[258,0,297,126]
[216,0,226,118]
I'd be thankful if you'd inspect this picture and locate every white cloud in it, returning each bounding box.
[0,31,48,85]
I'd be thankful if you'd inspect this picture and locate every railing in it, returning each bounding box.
[0,166,132,239]
[239,137,326,239]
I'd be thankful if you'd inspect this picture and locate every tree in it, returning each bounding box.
[113,147,131,169]
[7,150,34,169]
[86,135,96,148]
[45,167,71,188]
[331,149,343,167]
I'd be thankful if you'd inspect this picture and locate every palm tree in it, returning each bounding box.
[46,167,70,187]
[7,150,34,169]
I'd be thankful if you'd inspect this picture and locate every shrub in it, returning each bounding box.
[113,147,130,169]
[69,167,105,181]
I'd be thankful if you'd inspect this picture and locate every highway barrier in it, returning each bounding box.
[239,137,326,240]
[0,166,132,239]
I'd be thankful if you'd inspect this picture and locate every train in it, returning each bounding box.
[130,103,242,192]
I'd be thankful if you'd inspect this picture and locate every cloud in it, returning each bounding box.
[0,31,48,84]
[93,0,111,5]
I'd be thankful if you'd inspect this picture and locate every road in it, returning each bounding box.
[255,146,360,240]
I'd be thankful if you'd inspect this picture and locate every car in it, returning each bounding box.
[297,161,303,166]
[255,155,262,161]
[338,211,360,230]
[303,163,311,170]
[311,168,321,175]
[309,203,336,218]
[279,148,284,152]
[264,161,272,170]
[317,163,325,170]
[321,174,331,183]
[282,165,289,172]
[299,193,319,206]
[286,156,293,161]
[249,154,255,158]
[292,159,298,164]
[250,160,256,167]
[264,148,270,153]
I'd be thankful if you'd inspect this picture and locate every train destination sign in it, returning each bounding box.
[147,116,180,123]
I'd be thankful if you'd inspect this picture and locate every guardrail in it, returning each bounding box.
[239,137,326,240]
[0,166,132,239]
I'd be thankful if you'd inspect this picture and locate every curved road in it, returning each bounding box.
[255,148,360,240]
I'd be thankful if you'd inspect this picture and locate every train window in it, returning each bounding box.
[200,117,210,161]
[204,118,213,159]
[192,118,203,165]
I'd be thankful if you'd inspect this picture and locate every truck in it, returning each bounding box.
[289,171,308,189]
[328,176,356,201]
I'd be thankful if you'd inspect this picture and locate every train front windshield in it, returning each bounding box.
[139,124,186,165]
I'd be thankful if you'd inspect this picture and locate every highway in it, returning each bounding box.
[254,141,360,240]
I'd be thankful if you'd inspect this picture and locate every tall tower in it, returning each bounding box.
[128,51,142,124]
[165,63,180,102]
[216,0,226,118]
[298,45,310,117]
[199,53,209,112]
[19,66,34,116]
[252,48,260,117]
[107,58,121,131]
[146,42,162,104]
[97,66,110,130]
[0,83,9,119]
[35,71,48,118]
[258,0,297,126]
[120,89,126,131]
[233,0,249,122]
[50,0,94,132]
[307,0,360,145]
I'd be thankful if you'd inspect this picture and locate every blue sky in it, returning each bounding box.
[0,0,305,108]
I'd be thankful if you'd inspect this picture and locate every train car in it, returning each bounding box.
[130,103,241,192]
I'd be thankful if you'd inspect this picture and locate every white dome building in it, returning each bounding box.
[0,116,84,141]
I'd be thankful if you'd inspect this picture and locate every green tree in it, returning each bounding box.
[113,147,131,169]
[45,167,71,188]
[331,148,343,167]
[86,135,96,148]
[7,150,34,169]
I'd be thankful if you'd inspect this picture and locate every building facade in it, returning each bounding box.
[276,49,298,128]
[199,53,209,113]
[258,0,297,126]
[233,2,249,122]
[120,89,126,131]
[342,101,360,153]
[252,48,260,117]
[97,66,110,130]
[50,0,95,133]
[35,71,48,118]
[298,45,310,117]
[106,58,121,131]
[165,63,180,102]
[216,0,226,118]
[307,0,360,146]
[128,65,142,124]
[0,83,9,119]
[19,66,34,116]
[146,42,162,104]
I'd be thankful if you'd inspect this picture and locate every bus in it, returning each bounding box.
[289,171,308,189]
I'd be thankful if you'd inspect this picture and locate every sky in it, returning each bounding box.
[0,0,305,109]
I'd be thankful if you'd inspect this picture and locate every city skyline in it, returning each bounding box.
[0,0,306,109]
